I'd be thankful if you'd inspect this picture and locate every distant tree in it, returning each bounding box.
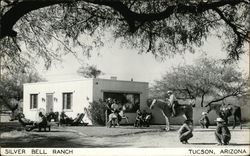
[0,0,249,70]
[0,69,45,112]
[150,56,248,107]
[77,65,104,78]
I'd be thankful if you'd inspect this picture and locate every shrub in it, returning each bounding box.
[88,100,106,126]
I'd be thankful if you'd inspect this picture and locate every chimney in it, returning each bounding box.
[110,76,117,80]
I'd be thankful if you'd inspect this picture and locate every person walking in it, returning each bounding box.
[199,112,210,128]
[214,117,231,145]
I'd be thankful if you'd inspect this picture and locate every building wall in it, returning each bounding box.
[23,79,93,121]
[92,79,149,124]
[150,101,249,126]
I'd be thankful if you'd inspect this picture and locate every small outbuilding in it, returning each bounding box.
[23,78,149,124]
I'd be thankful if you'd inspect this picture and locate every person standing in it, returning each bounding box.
[199,112,210,128]
[214,117,231,145]
[167,90,179,117]
[178,119,193,144]
[111,99,119,113]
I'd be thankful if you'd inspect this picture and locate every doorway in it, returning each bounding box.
[46,93,53,113]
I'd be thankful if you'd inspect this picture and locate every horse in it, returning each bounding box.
[205,103,242,129]
[147,99,194,131]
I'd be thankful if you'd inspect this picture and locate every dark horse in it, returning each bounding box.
[206,103,242,129]
[147,99,194,131]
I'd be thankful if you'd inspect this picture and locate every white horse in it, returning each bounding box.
[147,99,195,131]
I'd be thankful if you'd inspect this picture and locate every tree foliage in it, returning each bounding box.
[0,68,45,110]
[88,100,106,125]
[77,64,103,78]
[0,0,249,70]
[150,56,248,107]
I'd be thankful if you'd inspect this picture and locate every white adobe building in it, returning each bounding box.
[23,78,149,124]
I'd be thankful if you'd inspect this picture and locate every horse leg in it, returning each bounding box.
[125,117,129,123]
[232,115,236,129]
[237,109,242,129]
[161,110,170,131]
[182,114,187,120]
[239,115,242,129]
[233,114,242,129]
[164,116,170,131]
[107,116,112,128]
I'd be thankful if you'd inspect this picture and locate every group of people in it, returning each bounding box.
[18,112,49,131]
[105,98,127,126]
[167,90,231,145]
[105,98,152,127]
[134,109,152,127]
[178,117,231,145]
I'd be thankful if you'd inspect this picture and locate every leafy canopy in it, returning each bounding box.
[0,0,249,70]
[150,56,248,107]
[0,69,45,110]
[77,64,104,78]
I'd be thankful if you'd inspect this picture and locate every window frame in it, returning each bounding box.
[62,92,73,111]
[30,94,38,110]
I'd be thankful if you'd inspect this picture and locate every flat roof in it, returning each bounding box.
[23,78,148,85]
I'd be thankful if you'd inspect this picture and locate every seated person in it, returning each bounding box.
[134,109,143,127]
[37,112,47,126]
[26,112,48,131]
[17,113,34,126]
[214,118,231,145]
[178,119,193,144]
[199,112,210,128]
[118,106,129,123]
[144,112,152,127]
[141,110,147,121]
[60,111,74,125]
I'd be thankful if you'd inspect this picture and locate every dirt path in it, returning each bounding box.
[1,124,249,148]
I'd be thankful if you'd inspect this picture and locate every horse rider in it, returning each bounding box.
[166,90,178,117]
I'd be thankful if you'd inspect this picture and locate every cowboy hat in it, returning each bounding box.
[202,112,208,115]
[167,90,173,94]
[215,117,225,122]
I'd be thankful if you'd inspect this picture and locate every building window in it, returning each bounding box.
[30,94,38,109]
[103,92,140,112]
[63,92,73,110]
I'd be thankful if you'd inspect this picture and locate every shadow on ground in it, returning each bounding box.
[0,133,125,147]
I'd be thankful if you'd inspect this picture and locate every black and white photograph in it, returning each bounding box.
[0,0,249,156]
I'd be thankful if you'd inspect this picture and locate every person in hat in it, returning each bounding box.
[199,112,210,128]
[178,119,193,144]
[214,117,231,145]
[105,98,113,125]
[166,90,179,117]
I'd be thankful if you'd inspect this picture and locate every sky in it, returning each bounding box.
[36,36,249,85]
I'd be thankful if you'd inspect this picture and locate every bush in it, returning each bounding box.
[88,100,106,126]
